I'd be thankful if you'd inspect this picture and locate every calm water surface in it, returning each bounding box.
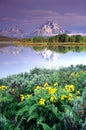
[0,43,86,78]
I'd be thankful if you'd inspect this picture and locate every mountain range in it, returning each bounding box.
[0,21,86,38]
[0,26,27,38]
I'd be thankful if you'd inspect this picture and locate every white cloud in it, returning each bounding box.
[19,9,86,31]
[1,17,16,22]
[3,61,18,65]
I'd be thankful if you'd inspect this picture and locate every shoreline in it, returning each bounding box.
[0,41,86,47]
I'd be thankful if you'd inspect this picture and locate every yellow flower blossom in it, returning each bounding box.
[77,96,80,99]
[65,85,70,92]
[0,85,7,90]
[39,98,45,106]
[61,95,67,100]
[77,90,80,95]
[69,85,74,92]
[43,82,49,88]
[65,85,74,92]
[75,72,79,78]
[53,82,58,87]
[20,94,25,101]
[27,94,32,99]
[50,96,57,102]
[49,88,57,94]
[35,86,41,90]
[68,93,73,101]
[34,86,41,93]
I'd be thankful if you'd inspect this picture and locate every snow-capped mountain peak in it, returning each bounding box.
[0,26,25,38]
[30,21,65,37]
[9,26,23,34]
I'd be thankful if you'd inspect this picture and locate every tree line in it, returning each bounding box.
[21,34,86,43]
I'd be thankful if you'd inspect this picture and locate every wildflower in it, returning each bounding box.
[54,82,58,87]
[39,98,45,106]
[50,96,57,102]
[43,82,49,88]
[65,85,70,92]
[70,72,75,77]
[76,72,79,78]
[65,85,74,92]
[49,88,57,94]
[77,96,80,99]
[68,93,73,101]
[27,94,32,99]
[20,94,24,101]
[77,90,80,95]
[35,86,41,90]
[61,95,67,100]
[34,86,41,93]
[0,85,7,90]
[69,85,74,92]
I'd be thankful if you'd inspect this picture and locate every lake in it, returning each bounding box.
[0,43,86,78]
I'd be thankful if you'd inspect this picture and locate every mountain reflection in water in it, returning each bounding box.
[0,45,86,78]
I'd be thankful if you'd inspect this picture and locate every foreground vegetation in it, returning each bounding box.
[0,65,86,130]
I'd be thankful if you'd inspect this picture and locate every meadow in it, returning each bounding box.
[0,65,86,130]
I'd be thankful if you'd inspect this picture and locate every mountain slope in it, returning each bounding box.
[0,26,26,38]
[30,21,66,37]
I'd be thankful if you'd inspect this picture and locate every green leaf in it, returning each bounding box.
[51,104,63,121]
[15,105,28,120]
[37,116,44,125]
[27,113,37,122]
[51,104,58,116]
[29,103,38,115]
[40,123,53,130]
[55,123,61,130]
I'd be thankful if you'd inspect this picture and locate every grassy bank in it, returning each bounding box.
[14,41,86,47]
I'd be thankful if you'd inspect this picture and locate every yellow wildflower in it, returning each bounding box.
[76,72,79,78]
[70,72,75,77]
[69,85,74,92]
[34,86,41,93]
[20,94,24,101]
[35,86,41,90]
[65,85,74,92]
[0,85,7,90]
[39,98,45,106]
[65,85,70,92]
[27,94,32,99]
[61,95,67,100]
[77,96,80,99]
[77,90,80,95]
[43,82,49,88]
[50,96,57,102]
[68,93,73,101]
[49,88,57,94]
[54,82,58,87]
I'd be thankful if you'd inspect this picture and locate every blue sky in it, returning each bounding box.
[0,0,86,33]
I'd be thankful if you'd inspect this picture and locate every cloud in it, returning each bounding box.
[3,61,18,65]
[60,13,86,26]
[21,9,86,28]
[1,17,16,22]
